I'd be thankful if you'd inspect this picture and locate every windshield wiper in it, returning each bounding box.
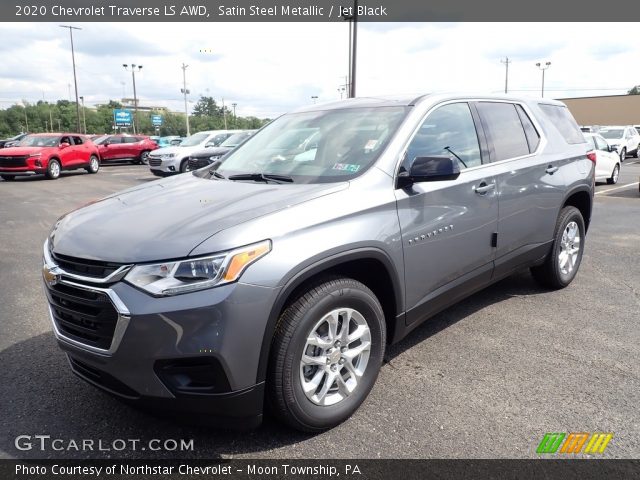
[443,146,468,169]
[227,173,294,184]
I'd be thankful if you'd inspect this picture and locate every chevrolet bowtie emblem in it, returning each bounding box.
[43,265,62,286]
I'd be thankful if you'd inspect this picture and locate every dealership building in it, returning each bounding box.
[558,94,640,126]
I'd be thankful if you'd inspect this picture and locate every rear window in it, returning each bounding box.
[538,104,585,144]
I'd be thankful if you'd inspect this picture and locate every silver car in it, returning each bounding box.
[43,94,593,431]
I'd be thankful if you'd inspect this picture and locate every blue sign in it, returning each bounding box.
[151,114,163,126]
[113,109,132,126]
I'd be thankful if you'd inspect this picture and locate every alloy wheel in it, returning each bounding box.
[558,221,580,275]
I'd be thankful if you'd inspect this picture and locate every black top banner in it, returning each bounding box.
[5,0,640,22]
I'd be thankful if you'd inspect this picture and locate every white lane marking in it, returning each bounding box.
[595,182,639,195]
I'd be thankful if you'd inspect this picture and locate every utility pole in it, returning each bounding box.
[350,0,358,98]
[79,96,87,134]
[536,61,551,98]
[231,102,237,127]
[22,105,29,132]
[222,98,228,129]
[123,64,142,134]
[181,63,190,136]
[501,57,511,94]
[60,25,82,133]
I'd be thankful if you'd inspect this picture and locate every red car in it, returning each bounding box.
[93,134,158,164]
[0,133,100,181]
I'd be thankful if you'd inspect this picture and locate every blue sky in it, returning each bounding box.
[0,22,638,118]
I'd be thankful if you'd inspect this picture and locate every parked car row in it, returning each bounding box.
[0,132,29,148]
[580,125,640,161]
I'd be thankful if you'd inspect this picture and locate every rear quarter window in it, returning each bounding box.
[538,104,585,145]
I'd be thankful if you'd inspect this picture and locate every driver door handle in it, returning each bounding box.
[546,165,559,174]
[474,182,495,195]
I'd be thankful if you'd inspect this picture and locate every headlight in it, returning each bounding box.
[162,153,176,159]
[209,155,220,161]
[27,153,42,158]
[124,240,271,296]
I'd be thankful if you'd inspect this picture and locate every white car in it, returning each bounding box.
[148,130,240,175]
[584,133,620,184]
[598,126,640,161]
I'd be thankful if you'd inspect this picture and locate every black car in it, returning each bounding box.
[0,132,29,148]
[187,130,255,170]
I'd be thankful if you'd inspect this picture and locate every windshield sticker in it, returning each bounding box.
[364,139,378,151]
[333,163,361,172]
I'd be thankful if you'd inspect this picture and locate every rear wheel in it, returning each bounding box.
[46,159,61,180]
[633,145,639,158]
[531,206,585,289]
[606,164,619,185]
[268,277,386,432]
[1,175,15,181]
[86,155,100,174]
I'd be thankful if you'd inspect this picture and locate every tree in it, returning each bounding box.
[628,86,640,95]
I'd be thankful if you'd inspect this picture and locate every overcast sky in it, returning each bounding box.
[1,22,639,118]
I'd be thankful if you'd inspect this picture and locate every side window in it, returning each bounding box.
[476,102,529,161]
[515,105,540,153]
[538,104,585,144]
[402,102,482,172]
[595,136,609,151]
[60,136,71,145]
[72,136,83,145]
[124,137,139,143]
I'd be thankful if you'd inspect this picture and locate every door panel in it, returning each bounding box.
[395,102,498,325]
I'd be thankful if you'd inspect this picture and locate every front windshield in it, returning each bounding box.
[180,132,210,147]
[220,132,252,148]
[215,106,409,183]
[600,129,624,140]
[18,135,60,147]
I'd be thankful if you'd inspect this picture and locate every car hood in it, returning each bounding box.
[50,174,347,263]
[0,146,49,155]
[191,147,231,158]
[149,146,183,156]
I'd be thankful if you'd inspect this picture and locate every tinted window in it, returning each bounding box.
[477,102,529,161]
[72,136,83,145]
[515,105,540,153]
[123,137,139,143]
[60,136,72,145]
[403,102,481,171]
[538,104,585,144]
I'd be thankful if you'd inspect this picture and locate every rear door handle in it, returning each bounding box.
[545,165,559,174]
[474,182,495,195]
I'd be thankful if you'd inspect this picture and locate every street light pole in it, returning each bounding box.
[59,25,82,133]
[123,64,142,134]
[536,61,551,98]
[501,57,511,94]
[79,96,87,134]
[181,63,190,136]
[231,102,237,127]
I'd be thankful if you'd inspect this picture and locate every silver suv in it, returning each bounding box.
[43,94,594,431]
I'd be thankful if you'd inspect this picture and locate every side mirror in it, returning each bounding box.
[103,141,110,147]
[398,156,460,187]
[205,142,215,148]
[59,142,70,149]
[609,145,618,153]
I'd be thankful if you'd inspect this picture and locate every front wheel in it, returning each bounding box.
[607,164,619,185]
[138,150,150,165]
[531,206,585,289]
[45,159,61,180]
[268,277,386,432]
[620,148,626,161]
[179,159,189,173]
[86,155,100,174]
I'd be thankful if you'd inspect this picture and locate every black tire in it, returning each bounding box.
[531,206,585,289]
[606,164,619,185]
[179,159,189,173]
[633,146,639,158]
[620,148,626,162]
[85,155,100,174]
[137,150,150,165]
[45,159,61,180]
[267,276,386,432]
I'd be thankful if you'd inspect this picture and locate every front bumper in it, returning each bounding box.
[148,156,182,174]
[43,241,280,427]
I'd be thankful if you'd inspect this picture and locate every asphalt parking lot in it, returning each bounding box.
[0,161,638,460]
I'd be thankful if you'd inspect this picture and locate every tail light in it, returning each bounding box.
[587,151,597,164]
